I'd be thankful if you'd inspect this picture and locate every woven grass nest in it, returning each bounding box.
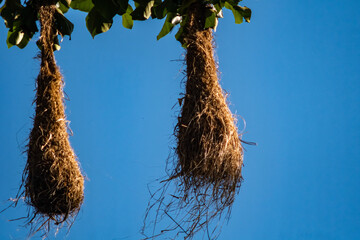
[143,3,244,239]
[21,2,84,234]
[176,3,243,201]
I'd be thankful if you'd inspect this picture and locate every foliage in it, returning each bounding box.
[84,0,133,37]
[151,0,251,45]
[1,0,250,48]
[80,0,251,43]
[0,0,74,49]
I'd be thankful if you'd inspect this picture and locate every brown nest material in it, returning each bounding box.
[19,2,84,235]
[142,3,243,240]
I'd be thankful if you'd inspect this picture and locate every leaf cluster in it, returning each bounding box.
[146,0,251,45]
[81,0,251,43]
[0,0,251,49]
[74,0,133,38]
[0,0,74,49]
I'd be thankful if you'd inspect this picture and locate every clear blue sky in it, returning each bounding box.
[1,0,360,239]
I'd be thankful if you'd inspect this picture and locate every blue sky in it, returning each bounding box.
[1,0,360,239]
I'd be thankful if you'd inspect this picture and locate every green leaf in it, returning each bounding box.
[54,9,74,37]
[6,29,24,48]
[53,43,61,51]
[175,14,187,45]
[225,2,240,24]
[86,7,113,38]
[59,0,70,14]
[225,2,251,24]
[6,0,23,10]
[156,12,175,40]
[151,1,166,19]
[1,5,16,29]
[70,0,94,12]
[4,12,32,49]
[53,35,61,51]
[214,2,225,12]
[204,9,217,29]
[20,5,38,34]
[115,0,129,15]
[1,0,23,28]
[151,0,178,19]
[122,13,133,29]
[225,0,242,6]
[122,5,133,29]
[234,5,251,23]
[178,0,196,15]
[174,25,183,42]
[131,0,154,20]
[93,0,118,20]
[16,32,30,49]
[61,0,71,8]
[164,0,178,13]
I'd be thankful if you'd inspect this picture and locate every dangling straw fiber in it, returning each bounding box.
[22,0,84,234]
[143,3,243,239]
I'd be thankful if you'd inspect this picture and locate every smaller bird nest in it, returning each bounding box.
[142,3,243,239]
[176,6,243,205]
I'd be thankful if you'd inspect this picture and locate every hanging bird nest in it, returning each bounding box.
[175,3,243,202]
[143,3,244,239]
[20,1,84,234]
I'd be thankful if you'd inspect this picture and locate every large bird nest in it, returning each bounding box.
[143,3,244,239]
[16,2,84,236]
